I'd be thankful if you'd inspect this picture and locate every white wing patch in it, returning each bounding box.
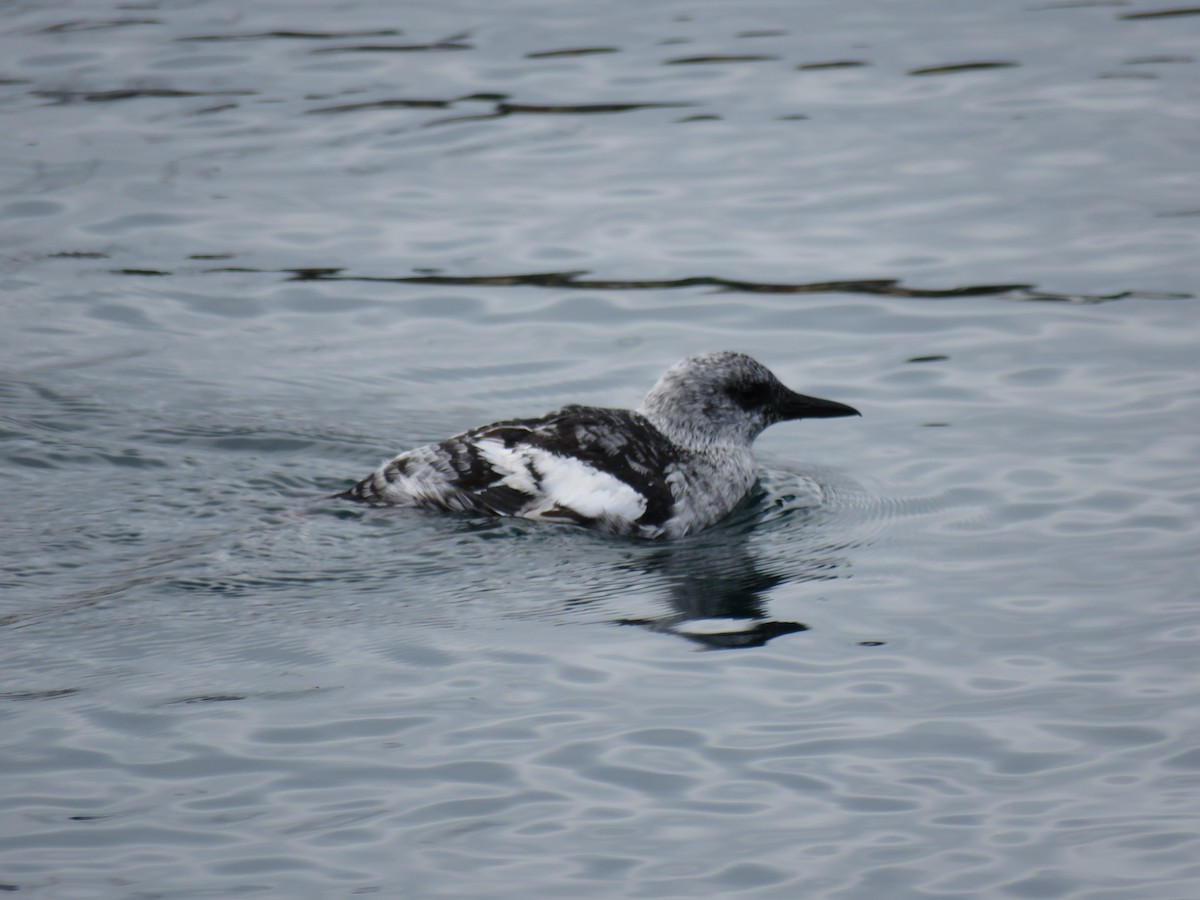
[477,438,647,523]
[475,438,540,495]
[527,448,647,521]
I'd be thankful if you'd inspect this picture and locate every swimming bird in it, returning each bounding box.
[337,351,859,539]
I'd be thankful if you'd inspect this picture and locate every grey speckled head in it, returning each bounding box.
[637,351,859,448]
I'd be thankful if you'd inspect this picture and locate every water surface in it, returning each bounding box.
[2,2,1198,898]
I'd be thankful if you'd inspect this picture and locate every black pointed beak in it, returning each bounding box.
[779,389,860,420]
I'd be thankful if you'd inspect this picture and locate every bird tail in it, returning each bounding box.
[332,475,385,505]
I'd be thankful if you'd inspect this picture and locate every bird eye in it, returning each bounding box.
[727,381,770,411]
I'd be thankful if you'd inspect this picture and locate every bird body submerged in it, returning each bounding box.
[338,352,859,539]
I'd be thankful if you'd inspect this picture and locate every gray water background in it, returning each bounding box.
[2,1,1199,898]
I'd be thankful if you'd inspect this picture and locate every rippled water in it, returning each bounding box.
[2,1,1199,898]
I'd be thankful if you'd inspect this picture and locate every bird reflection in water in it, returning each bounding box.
[614,512,845,650]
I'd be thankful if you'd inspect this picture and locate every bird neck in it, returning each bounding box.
[637,404,756,452]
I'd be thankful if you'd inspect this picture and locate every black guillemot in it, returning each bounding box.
[337,351,859,538]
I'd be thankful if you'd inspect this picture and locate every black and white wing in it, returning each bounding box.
[338,406,682,535]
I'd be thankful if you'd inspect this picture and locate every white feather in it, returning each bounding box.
[527,448,648,521]
[475,438,540,495]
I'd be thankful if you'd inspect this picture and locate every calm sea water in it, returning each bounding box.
[2,1,1198,898]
